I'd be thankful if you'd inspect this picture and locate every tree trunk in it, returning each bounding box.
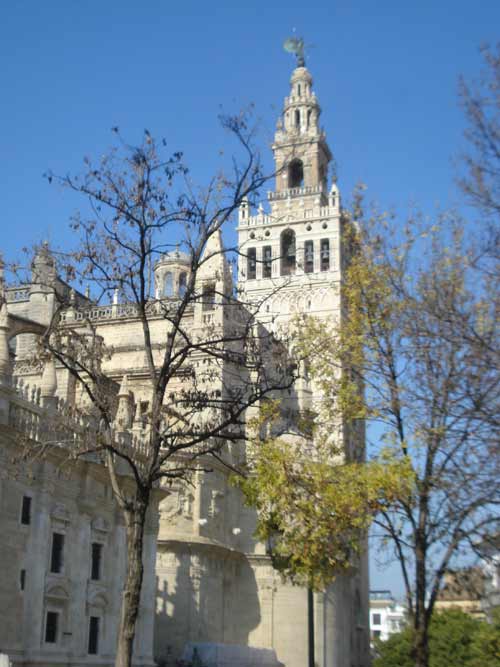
[308,587,315,667]
[413,540,429,667]
[413,624,429,667]
[115,492,149,667]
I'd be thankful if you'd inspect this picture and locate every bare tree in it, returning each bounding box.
[7,118,296,667]
[459,42,500,259]
[344,204,500,667]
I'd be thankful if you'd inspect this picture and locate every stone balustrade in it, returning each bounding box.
[0,376,149,465]
[268,184,323,201]
[59,299,194,323]
[5,286,30,302]
[240,202,339,227]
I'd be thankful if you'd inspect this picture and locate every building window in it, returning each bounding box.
[88,616,100,655]
[281,230,296,276]
[288,159,304,188]
[91,543,103,581]
[373,630,381,639]
[50,532,65,574]
[263,246,272,278]
[202,283,216,310]
[304,240,314,273]
[139,401,149,429]
[21,496,32,525]
[20,569,26,591]
[45,611,59,643]
[179,272,187,297]
[372,613,381,626]
[294,109,300,128]
[163,272,173,297]
[320,239,330,271]
[247,248,257,280]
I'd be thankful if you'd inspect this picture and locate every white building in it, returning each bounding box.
[0,57,370,667]
[369,590,406,642]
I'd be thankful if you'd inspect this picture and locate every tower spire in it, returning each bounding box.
[270,60,332,207]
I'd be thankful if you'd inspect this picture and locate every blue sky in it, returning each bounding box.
[2,1,499,597]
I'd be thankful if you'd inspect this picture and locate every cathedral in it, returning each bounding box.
[0,59,369,667]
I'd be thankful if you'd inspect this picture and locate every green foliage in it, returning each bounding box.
[469,608,500,667]
[373,610,500,667]
[235,308,414,590]
[428,610,481,667]
[236,436,412,590]
[373,628,414,667]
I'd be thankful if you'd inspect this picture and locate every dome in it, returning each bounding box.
[155,249,191,269]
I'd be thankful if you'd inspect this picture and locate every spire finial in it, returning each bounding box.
[283,35,306,67]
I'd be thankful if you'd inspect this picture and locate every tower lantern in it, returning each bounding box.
[272,64,332,205]
[237,57,341,324]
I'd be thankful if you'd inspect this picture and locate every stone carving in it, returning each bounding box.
[51,503,70,524]
[178,488,194,519]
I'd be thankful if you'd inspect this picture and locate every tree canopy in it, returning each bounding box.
[373,609,500,667]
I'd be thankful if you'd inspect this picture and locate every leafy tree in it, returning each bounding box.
[373,627,414,667]
[469,608,500,667]
[236,328,412,667]
[374,609,500,667]
[8,119,296,667]
[329,201,500,667]
[237,348,413,592]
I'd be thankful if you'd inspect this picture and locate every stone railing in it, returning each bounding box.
[2,378,149,466]
[5,286,31,303]
[59,299,194,324]
[242,202,339,227]
[268,184,324,202]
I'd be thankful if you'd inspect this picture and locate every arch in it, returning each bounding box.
[294,109,300,129]
[280,229,296,277]
[163,272,174,297]
[88,591,108,610]
[288,159,304,188]
[91,517,109,533]
[5,313,46,340]
[45,583,70,601]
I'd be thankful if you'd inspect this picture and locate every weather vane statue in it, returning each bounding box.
[283,35,306,67]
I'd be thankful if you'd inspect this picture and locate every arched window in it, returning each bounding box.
[304,240,314,273]
[178,272,187,297]
[247,248,256,280]
[281,230,296,276]
[163,272,173,297]
[321,239,330,271]
[263,246,272,278]
[288,159,304,188]
[294,109,300,129]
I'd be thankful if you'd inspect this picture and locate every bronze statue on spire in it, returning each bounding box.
[283,36,305,67]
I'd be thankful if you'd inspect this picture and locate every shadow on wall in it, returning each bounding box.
[155,547,261,666]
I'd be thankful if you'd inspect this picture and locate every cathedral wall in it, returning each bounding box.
[0,424,158,667]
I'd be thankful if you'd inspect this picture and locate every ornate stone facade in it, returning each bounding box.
[0,61,369,667]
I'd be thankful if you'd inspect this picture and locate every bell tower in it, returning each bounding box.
[237,60,342,328]
[273,65,331,201]
[235,54,370,667]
